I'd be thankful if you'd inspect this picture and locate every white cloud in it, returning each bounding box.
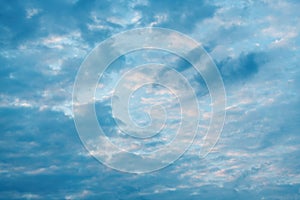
[26,8,41,19]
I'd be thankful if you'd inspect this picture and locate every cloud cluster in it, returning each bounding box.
[0,0,299,199]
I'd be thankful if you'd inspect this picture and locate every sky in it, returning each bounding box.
[0,0,300,199]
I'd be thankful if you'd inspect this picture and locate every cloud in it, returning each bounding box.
[218,51,269,82]
[134,0,217,33]
[0,0,300,199]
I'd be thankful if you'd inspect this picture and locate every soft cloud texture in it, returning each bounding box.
[1,0,299,199]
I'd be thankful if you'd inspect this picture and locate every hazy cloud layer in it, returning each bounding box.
[0,0,299,199]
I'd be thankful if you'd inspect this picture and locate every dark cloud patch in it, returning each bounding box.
[218,52,268,83]
[0,63,45,96]
[0,1,41,48]
[0,0,216,48]
[135,0,217,33]
[0,104,170,198]
[0,0,116,48]
[0,47,81,103]
[36,0,114,45]
[0,107,78,162]
[0,107,96,198]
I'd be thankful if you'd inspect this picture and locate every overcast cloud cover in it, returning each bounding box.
[1,0,300,199]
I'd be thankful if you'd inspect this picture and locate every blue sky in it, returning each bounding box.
[1,0,300,199]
